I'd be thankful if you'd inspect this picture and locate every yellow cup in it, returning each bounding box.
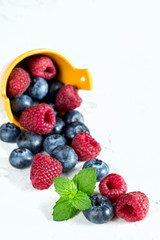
[0,48,93,128]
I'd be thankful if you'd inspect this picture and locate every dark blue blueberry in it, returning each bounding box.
[54,109,59,118]
[0,122,21,143]
[83,194,114,224]
[45,81,63,103]
[9,147,34,169]
[31,101,39,106]
[83,159,109,181]
[17,131,43,154]
[63,122,90,144]
[47,103,55,108]
[47,103,59,117]
[63,110,84,124]
[28,77,48,100]
[43,134,66,155]
[51,145,78,173]
[11,94,33,113]
[52,118,65,134]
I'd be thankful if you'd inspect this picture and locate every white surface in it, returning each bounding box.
[0,0,160,239]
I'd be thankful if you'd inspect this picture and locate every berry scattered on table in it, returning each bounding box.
[83,194,114,224]
[17,131,43,154]
[28,77,48,100]
[7,67,31,97]
[55,84,82,111]
[30,153,62,190]
[19,103,55,134]
[43,134,66,155]
[63,121,89,144]
[0,122,21,143]
[51,145,78,173]
[9,147,33,169]
[115,191,149,222]
[71,132,101,161]
[28,55,56,80]
[11,94,33,113]
[63,110,84,124]
[99,173,127,202]
[83,159,109,181]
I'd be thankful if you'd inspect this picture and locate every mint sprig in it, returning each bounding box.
[52,168,97,221]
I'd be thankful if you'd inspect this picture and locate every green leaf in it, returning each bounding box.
[73,168,97,196]
[52,168,97,221]
[72,191,92,210]
[52,197,78,221]
[54,177,77,199]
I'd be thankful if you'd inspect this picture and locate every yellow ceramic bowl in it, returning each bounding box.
[0,48,93,128]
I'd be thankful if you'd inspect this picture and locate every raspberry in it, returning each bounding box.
[71,132,101,161]
[28,55,56,80]
[55,84,82,111]
[115,191,149,222]
[19,103,55,134]
[30,153,62,190]
[99,173,127,202]
[7,67,31,97]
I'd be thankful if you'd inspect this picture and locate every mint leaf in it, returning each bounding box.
[52,168,97,221]
[54,177,77,199]
[53,197,78,221]
[72,191,92,210]
[73,168,97,196]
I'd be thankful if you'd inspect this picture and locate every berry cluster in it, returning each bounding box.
[0,54,149,224]
[1,55,101,187]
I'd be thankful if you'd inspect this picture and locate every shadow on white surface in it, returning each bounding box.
[0,141,34,191]
[40,199,55,222]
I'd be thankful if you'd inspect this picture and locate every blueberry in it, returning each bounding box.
[17,131,43,154]
[9,147,34,169]
[51,118,65,135]
[63,110,84,124]
[51,145,78,172]
[0,122,21,143]
[63,122,90,144]
[47,103,55,108]
[43,134,66,155]
[28,77,48,100]
[11,94,33,113]
[83,194,114,224]
[83,159,109,181]
[47,103,59,117]
[54,109,59,118]
[31,101,39,106]
[45,81,63,103]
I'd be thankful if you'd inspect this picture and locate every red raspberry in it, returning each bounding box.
[28,55,56,80]
[71,132,101,161]
[19,103,55,134]
[115,191,149,222]
[55,84,82,111]
[99,173,127,202]
[7,67,31,97]
[30,153,62,190]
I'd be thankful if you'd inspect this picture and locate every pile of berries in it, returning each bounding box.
[0,55,149,224]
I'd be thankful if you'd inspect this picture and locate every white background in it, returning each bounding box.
[0,0,160,239]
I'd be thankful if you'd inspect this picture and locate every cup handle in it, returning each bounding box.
[73,68,93,90]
